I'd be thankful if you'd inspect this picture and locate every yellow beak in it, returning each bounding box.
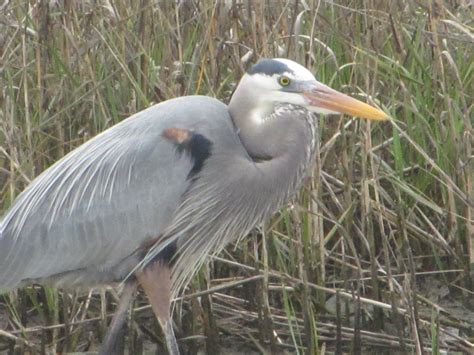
[303,81,388,121]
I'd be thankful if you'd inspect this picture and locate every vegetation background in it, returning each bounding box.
[0,0,472,353]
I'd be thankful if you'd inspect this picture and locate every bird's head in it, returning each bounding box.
[231,58,387,123]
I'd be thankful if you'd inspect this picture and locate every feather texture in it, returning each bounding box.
[1,62,320,299]
[0,96,235,291]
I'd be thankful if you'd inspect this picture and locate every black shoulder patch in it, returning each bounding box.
[162,127,213,179]
[247,58,293,76]
[186,133,213,178]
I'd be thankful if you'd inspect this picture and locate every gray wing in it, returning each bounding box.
[0,96,234,291]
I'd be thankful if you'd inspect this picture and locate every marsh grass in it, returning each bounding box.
[0,0,472,353]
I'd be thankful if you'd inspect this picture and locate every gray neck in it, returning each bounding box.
[230,79,316,155]
[229,87,318,202]
[252,106,317,199]
[146,92,319,296]
[229,83,283,160]
[162,104,318,294]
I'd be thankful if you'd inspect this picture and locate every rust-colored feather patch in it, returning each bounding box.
[162,127,191,144]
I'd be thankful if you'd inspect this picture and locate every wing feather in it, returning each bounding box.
[0,96,231,290]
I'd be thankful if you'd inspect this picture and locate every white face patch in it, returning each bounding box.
[246,73,282,91]
[240,73,308,125]
[243,58,316,90]
[274,58,316,81]
[239,59,322,124]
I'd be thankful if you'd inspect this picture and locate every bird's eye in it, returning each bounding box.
[279,76,291,86]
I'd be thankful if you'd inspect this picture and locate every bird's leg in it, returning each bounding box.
[136,261,179,355]
[99,280,137,355]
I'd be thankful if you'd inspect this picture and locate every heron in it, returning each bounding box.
[0,58,387,354]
